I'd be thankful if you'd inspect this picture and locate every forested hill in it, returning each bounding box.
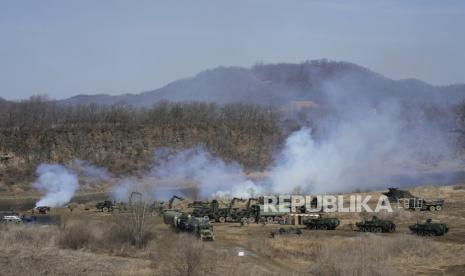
[61,60,465,107]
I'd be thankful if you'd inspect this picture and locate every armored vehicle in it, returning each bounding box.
[409,219,449,236]
[35,206,50,214]
[270,227,302,238]
[356,216,396,233]
[304,216,340,230]
[383,187,414,201]
[96,200,114,212]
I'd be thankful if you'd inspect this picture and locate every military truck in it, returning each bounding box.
[404,198,444,211]
[96,200,114,212]
[383,188,444,211]
[409,219,449,236]
[2,215,22,223]
[163,211,215,241]
[270,227,302,238]
[304,216,340,230]
[191,199,232,222]
[356,216,396,233]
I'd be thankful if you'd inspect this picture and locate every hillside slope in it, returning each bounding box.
[61,60,465,107]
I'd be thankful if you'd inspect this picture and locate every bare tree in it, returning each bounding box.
[128,191,149,248]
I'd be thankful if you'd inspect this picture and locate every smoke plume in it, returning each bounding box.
[150,147,264,198]
[268,76,458,194]
[71,159,110,181]
[32,164,79,207]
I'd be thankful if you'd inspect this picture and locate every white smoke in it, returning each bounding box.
[150,147,265,198]
[32,164,79,207]
[71,159,110,181]
[268,78,457,194]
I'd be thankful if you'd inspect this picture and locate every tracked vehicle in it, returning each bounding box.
[409,219,449,236]
[356,216,396,233]
[304,216,340,230]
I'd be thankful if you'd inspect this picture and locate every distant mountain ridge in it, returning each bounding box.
[59,60,465,107]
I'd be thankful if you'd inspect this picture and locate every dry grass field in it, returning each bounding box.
[1,184,465,275]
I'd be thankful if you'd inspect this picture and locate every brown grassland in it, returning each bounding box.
[0,184,464,275]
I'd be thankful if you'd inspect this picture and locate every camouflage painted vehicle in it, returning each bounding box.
[304,216,340,230]
[95,200,114,212]
[409,219,449,236]
[356,216,396,233]
[189,216,215,241]
[270,227,302,238]
[163,211,215,241]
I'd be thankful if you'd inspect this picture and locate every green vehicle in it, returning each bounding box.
[409,219,449,236]
[163,211,215,241]
[356,216,396,233]
[95,200,114,212]
[190,217,215,241]
[270,227,302,238]
[304,216,340,230]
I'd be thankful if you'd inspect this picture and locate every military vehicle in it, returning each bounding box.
[96,200,114,212]
[405,198,444,211]
[2,215,22,223]
[383,187,414,201]
[383,188,444,211]
[167,195,186,210]
[163,211,215,241]
[191,199,231,222]
[35,206,50,214]
[356,216,396,233]
[188,216,215,241]
[270,227,302,238]
[304,215,340,230]
[409,219,449,236]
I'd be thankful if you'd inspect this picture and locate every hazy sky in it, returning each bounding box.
[1,0,464,100]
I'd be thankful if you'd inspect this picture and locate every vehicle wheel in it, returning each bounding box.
[267,217,274,224]
[218,217,226,223]
[226,216,232,222]
[248,217,256,223]
[274,217,281,223]
[102,207,109,212]
[435,205,442,211]
[429,206,436,211]
[369,227,375,232]
[376,227,383,233]
[321,225,328,230]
